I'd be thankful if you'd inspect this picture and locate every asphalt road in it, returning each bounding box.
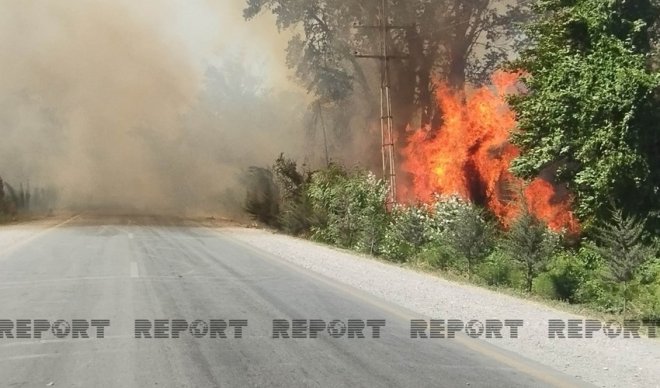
[0,215,589,387]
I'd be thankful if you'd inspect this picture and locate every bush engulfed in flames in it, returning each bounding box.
[401,72,579,233]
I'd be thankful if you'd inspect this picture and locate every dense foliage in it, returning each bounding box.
[508,0,660,231]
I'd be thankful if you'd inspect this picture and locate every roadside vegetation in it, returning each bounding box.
[244,0,660,322]
[0,176,57,223]
[245,156,659,322]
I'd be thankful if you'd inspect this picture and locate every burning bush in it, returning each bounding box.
[401,72,579,234]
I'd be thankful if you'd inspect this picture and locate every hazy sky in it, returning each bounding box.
[195,0,298,89]
[0,0,307,213]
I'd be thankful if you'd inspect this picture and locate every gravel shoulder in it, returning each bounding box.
[221,227,660,388]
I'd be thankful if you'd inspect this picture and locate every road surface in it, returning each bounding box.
[0,215,589,387]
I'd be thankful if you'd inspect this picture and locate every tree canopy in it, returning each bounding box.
[245,0,530,130]
[508,0,660,231]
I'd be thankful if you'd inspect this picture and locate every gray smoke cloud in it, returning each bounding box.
[0,0,308,215]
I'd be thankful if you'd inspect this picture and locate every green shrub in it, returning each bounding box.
[381,196,494,270]
[307,165,389,253]
[477,251,523,288]
[574,274,618,312]
[412,244,458,270]
[544,251,589,303]
[533,247,616,305]
[564,247,609,305]
[633,282,660,321]
[436,205,494,278]
[381,204,433,262]
[533,273,558,299]
[631,259,660,320]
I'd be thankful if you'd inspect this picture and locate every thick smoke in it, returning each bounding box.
[0,0,306,215]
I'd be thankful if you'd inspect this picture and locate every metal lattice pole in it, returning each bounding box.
[355,0,409,206]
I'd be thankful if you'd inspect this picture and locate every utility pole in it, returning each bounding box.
[317,101,330,167]
[355,0,409,206]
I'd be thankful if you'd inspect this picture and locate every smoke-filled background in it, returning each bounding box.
[0,0,588,224]
[0,0,311,215]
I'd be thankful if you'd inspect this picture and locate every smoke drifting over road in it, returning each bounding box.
[0,0,305,215]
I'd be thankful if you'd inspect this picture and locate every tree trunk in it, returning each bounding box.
[622,281,628,318]
[448,53,467,91]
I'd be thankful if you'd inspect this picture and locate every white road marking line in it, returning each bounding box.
[0,214,81,259]
[130,262,139,278]
[0,335,132,348]
[0,349,122,362]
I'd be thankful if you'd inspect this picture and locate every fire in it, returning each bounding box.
[401,71,579,233]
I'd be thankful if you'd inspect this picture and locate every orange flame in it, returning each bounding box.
[401,72,579,233]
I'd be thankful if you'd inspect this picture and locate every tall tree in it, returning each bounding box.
[508,0,660,231]
[244,0,528,133]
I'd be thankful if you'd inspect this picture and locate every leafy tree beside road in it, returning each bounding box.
[507,0,660,231]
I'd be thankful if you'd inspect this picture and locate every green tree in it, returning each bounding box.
[593,208,656,315]
[502,204,558,293]
[244,0,530,131]
[442,204,494,278]
[508,0,660,230]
